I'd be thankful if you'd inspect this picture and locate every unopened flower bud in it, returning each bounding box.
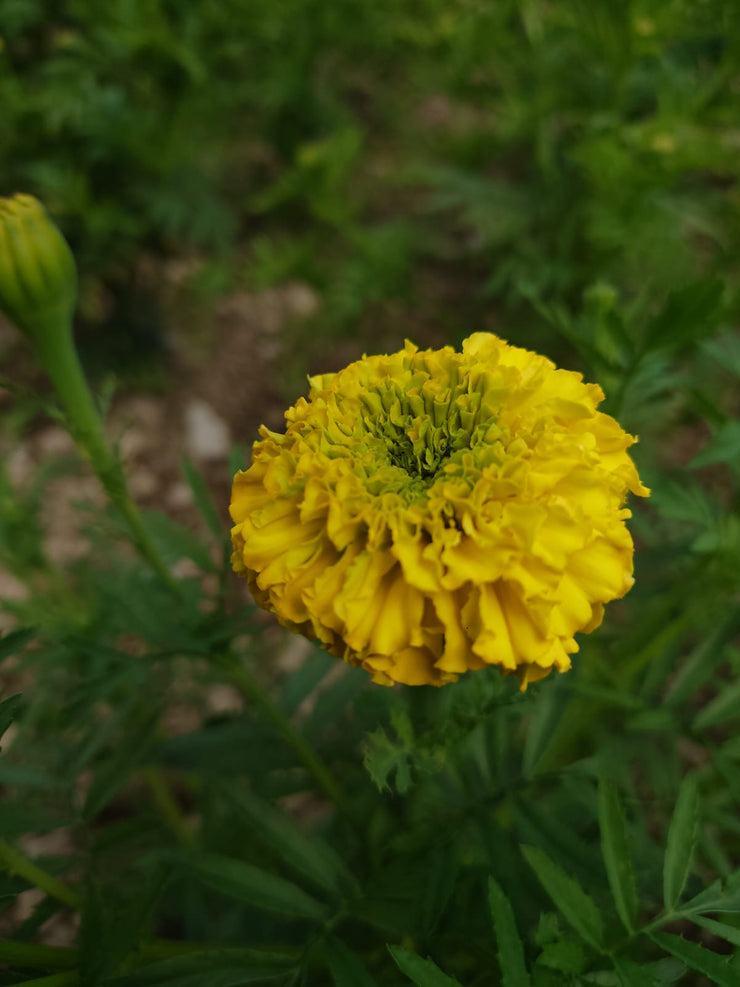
[0,194,77,341]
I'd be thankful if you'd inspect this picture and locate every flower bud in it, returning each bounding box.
[0,194,77,340]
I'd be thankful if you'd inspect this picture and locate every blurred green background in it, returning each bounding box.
[3,0,738,393]
[1,3,740,984]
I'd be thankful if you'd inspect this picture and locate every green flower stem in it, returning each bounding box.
[15,973,79,987]
[32,318,181,595]
[0,836,79,910]
[141,765,196,848]
[0,940,78,968]
[221,653,354,823]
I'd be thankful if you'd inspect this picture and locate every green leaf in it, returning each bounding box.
[488,877,531,987]
[680,871,740,915]
[644,277,724,352]
[419,848,458,939]
[141,510,216,573]
[665,611,740,706]
[691,914,740,947]
[693,678,740,731]
[220,785,354,896]
[0,695,22,747]
[80,866,166,984]
[324,936,380,987]
[690,420,740,470]
[649,933,738,987]
[611,956,659,987]
[363,727,412,794]
[520,845,604,951]
[82,707,159,819]
[536,940,584,974]
[0,627,35,662]
[522,677,569,777]
[388,945,463,987]
[104,948,295,986]
[228,445,248,483]
[598,779,638,933]
[663,773,699,911]
[0,765,62,789]
[181,456,225,538]
[180,851,328,921]
[279,648,334,716]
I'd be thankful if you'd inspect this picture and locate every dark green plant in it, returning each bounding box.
[0,2,739,983]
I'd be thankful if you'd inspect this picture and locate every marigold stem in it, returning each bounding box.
[33,319,182,595]
[0,836,80,910]
[141,765,196,848]
[222,654,354,822]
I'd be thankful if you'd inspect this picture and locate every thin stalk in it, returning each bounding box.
[141,765,195,848]
[221,654,354,823]
[33,321,181,596]
[0,940,78,968]
[0,837,79,910]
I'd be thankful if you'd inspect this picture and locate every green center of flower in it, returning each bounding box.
[358,379,490,494]
[382,423,451,480]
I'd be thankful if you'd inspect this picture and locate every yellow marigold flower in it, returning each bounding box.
[230,334,649,689]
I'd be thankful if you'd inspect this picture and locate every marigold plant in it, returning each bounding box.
[230,334,649,688]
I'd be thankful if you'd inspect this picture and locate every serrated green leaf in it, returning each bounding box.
[663,774,699,911]
[0,695,22,747]
[691,914,740,947]
[181,456,225,538]
[536,940,584,974]
[680,871,740,915]
[141,510,216,573]
[644,277,724,352]
[516,803,602,896]
[693,678,740,731]
[521,845,604,951]
[363,728,412,794]
[648,477,716,527]
[649,932,738,987]
[388,945,463,987]
[488,877,531,987]
[611,956,659,987]
[598,780,638,933]
[180,851,328,921]
[690,420,740,470]
[104,948,295,986]
[220,785,354,896]
[324,936,380,987]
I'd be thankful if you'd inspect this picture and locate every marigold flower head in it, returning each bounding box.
[230,334,649,689]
